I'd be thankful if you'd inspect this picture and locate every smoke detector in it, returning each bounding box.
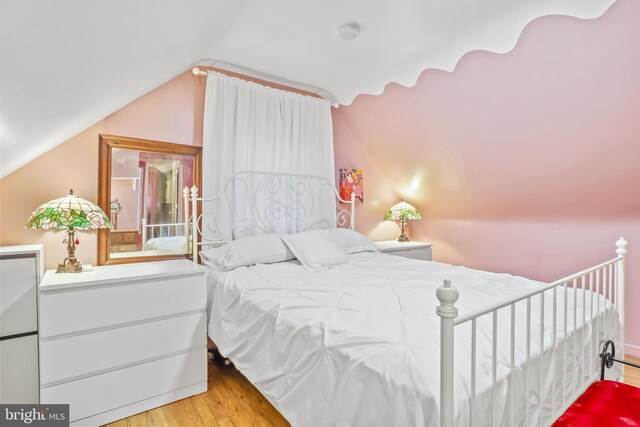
[339,23,360,40]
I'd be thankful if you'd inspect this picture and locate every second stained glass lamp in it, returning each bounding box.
[385,200,421,242]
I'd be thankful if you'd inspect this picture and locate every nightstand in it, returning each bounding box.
[375,240,433,261]
[38,259,208,426]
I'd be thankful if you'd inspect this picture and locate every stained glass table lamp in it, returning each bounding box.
[385,200,421,242]
[25,189,112,273]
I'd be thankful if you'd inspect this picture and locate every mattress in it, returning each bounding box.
[206,252,619,427]
[142,236,188,252]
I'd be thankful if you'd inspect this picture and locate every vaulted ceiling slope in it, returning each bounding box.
[0,0,615,178]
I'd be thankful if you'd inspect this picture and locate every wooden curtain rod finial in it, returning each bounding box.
[192,67,207,77]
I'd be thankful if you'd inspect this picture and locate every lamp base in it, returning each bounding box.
[56,257,83,273]
[56,228,83,273]
[397,219,411,242]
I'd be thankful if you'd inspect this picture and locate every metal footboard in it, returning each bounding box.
[437,237,627,427]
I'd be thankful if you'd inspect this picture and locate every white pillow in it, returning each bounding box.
[323,228,378,254]
[199,234,295,271]
[281,231,348,271]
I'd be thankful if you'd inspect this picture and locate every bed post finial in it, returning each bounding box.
[616,237,628,257]
[436,279,458,427]
[190,186,199,263]
[141,218,147,245]
[437,280,459,319]
[615,237,627,329]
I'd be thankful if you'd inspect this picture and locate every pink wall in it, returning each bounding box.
[111,180,139,230]
[334,0,640,355]
[0,71,204,269]
[104,70,206,147]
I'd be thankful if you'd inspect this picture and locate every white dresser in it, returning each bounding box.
[375,240,433,261]
[38,259,208,426]
[0,244,44,404]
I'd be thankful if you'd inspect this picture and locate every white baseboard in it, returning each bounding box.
[625,342,640,357]
[70,381,207,426]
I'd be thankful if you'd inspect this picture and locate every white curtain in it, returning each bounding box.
[202,72,335,240]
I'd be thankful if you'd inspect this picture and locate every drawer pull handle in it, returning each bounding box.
[0,330,37,341]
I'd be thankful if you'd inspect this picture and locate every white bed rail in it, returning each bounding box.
[182,170,356,261]
[140,219,186,243]
[437,237,627,427]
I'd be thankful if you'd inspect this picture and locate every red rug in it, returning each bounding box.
[553,380,640,426]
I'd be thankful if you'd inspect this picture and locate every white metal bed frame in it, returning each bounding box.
[140,219,187,244]
[184,170,626,427]
[437,238,626,427]
[182,170,355,259]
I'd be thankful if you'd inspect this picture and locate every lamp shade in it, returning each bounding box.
[25,190,112,230]
[385,200,421,221]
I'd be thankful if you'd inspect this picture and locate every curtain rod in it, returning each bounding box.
[191,66,340,108]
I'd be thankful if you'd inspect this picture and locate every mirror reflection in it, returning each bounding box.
[109,148,194,259]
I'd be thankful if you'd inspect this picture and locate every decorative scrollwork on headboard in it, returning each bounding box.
[184,171,355,257]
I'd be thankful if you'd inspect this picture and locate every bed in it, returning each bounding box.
[183,171,627,427]
[141,221,188,253]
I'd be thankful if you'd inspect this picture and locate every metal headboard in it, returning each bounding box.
[183,170,356,259]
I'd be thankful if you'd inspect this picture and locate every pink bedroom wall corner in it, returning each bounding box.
[332,110,399,240]
[333,0,640,354]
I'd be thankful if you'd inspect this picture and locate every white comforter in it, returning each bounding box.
[207,252,618,427]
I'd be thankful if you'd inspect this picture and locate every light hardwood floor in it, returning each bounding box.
[106,358,288,427]
[106,355,640,427]
[626,354,640,388]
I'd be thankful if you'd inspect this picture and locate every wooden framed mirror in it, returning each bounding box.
[98,134,201,265]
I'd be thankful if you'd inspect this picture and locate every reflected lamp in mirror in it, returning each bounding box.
[385,200,421,242]
[110,199,122,229]
[25,189,112,273]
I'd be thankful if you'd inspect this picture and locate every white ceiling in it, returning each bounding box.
[0,0,615,178]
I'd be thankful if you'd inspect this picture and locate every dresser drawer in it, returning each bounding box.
[110,231,137,245]
[122,232,137,244]
[41,349,206,423]
[0,334,39,403]
[40,311,206,386]
[111,244,139,253]
[0,256,38,336]
[39,275,206,338]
